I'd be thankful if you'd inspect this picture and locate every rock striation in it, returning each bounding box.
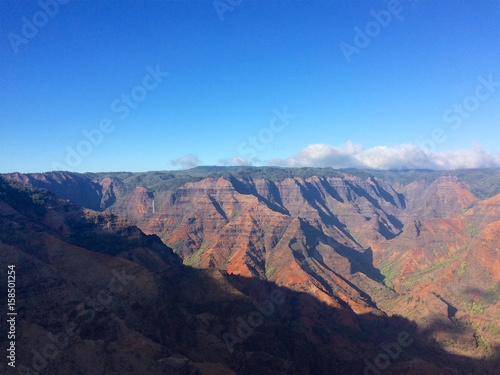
[3,168,500,364]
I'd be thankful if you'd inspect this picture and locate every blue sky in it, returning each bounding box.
[1,0,500,172]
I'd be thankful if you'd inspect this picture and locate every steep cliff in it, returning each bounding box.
[3,168,500,363]
[4,178,497,374]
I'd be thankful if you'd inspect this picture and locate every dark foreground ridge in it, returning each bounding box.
[0,177,499,374]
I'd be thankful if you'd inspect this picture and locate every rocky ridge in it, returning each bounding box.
[3,168,500,364]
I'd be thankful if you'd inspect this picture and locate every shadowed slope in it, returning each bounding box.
[3,169,500,363]
[1,179,499,375]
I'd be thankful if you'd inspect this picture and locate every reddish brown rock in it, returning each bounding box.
[4,170,500,363]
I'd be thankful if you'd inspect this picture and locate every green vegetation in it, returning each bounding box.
[476,335,492,352]
[399,255,463,292]
[80,167,500,200]
[489,325,500,338]
[468,224,478,238]
[454,168,500,200]
[265,265,278,278]
[379,261,398,289]
[0,179,47,216]
[370,286,398,301]
[460,202,476,214]
[183,241,215,268]
[383,298,399,309]
[481,282,500,306]
[83,167,347,193]
[457,261,467,277]
[465,301,485,315]
[183,252,201,268]
[183,240,217,268]
[459,283,500,318]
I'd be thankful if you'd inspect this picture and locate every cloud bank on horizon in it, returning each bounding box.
[171,154,202,169]
[217,141,500,170]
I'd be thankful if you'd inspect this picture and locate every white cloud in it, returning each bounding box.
[218,156,254,166]
[171,154,201,169]
[267,141,500,170]
[269,141,363,168]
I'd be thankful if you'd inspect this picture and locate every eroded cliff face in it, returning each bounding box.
[401,176,476,217]
[5,172,121,211]
[5,178,493,374]
[3,170,500,361]
[105,175,411,314]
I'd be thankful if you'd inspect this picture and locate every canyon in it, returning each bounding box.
[2,167,500,374]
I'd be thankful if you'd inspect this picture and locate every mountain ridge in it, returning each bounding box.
[3,168,500,366]
[4,177,500,373]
